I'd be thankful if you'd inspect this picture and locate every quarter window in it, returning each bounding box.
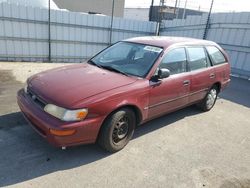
[187,47,208,71]
[206,46,226,65]
[159,48,187,75]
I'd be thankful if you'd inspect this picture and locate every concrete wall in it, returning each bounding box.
[53,0,125,17]
[0,0,59,9]
[0,2,156,62]
[160,12,250,78]
[124,8,149,21]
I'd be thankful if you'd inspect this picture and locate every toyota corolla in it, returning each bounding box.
[17,36,230,152]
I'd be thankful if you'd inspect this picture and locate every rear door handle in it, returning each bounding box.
[210,73,215,78]
[183,80,190,86]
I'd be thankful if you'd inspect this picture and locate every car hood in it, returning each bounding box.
[28,63,138,108]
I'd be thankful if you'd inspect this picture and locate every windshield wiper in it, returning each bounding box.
[102,65,129,76]
[88,61,129,76]
[87,60,103,68]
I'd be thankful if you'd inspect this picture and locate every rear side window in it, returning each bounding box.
[206,46,226,65]
[187,47,208,71]
[159,48,187,75]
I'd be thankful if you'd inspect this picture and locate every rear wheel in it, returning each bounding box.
[98,108,136,152]
[197,86,218,111]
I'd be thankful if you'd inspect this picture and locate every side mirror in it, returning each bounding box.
[150,68,170,82]
[157,68,170,79]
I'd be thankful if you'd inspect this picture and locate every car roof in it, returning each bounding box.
[124,36,216,49]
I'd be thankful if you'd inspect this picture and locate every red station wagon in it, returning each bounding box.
[17,37,231,152]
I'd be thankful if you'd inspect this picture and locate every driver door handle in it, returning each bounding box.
[183,80,190,86]
[210,73,215,78]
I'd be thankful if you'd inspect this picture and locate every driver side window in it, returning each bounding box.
[159,48,187,75]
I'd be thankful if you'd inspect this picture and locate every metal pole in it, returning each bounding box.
[48,0,51,62]
[156,0,164,36]
[149,0,154,21]
[176,0,180,18]
[174,0,178,15]
[203,0,214,39]
[160,0,164,21]
[182,0,188,19]
[109,0,115,45]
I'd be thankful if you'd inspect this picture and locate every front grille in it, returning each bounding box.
[26,87,47,109]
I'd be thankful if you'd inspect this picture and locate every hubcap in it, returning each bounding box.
[206,88,217,109]
[112,116,129,143]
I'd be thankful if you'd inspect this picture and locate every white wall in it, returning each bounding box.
[124,8,149,21]
[0,2,157,62]
[53,0,125,17]
[0,0,59,9]
[2,2,249,78]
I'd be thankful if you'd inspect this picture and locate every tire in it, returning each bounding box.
[98,108,136,153]
[197,86,218,112]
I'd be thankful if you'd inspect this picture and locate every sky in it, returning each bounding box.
[125,0,250,12]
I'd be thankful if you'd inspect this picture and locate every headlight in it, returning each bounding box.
[44,104,88,122]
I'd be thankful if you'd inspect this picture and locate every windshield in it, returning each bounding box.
[89,42,163,77]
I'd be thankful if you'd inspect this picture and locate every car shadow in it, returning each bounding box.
[0,106,200,186]
[219,77,250,108]
[134,105,200,138]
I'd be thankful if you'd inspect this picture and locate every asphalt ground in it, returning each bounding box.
[0,62,249,188]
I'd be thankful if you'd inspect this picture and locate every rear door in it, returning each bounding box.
[206,46,230,86]
[186,46,216,103]
[148,47,191,119]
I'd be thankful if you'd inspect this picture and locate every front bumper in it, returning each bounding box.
[17,89,104,147]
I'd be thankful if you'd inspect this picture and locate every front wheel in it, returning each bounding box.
[98,108,136,153]
[197,86,218,111]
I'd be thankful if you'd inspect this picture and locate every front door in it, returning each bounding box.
[148,47,191,119]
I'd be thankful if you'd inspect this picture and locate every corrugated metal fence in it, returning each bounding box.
[0,2,250,78]
[0,2,157,62]
[160,12,250,78]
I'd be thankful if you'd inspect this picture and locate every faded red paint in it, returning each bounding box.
[17,37,231,147]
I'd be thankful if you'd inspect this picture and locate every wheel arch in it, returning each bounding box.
[96,104,143,141]
[106,104,143,126]
[213,82,221,92]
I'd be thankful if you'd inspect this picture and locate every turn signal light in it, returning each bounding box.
[76,111,88,120]
[49,129,76,136]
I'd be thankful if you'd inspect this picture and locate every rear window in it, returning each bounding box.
[187,47,208,71]
[206,46,226,65]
